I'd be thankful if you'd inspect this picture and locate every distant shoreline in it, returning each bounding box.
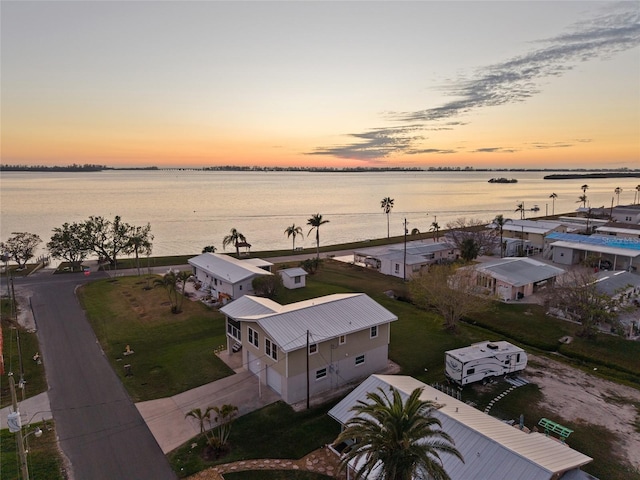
[3,164,640,174]
[544,172,640,180]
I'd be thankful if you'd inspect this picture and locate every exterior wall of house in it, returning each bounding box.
[552,245,582,265]
[283,323,392,404]
[281,274,305,289]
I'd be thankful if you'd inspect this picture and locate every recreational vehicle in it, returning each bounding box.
[445,341,527,386]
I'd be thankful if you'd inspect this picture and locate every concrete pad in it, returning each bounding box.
[136,371,280,454]
[0,391,53,428]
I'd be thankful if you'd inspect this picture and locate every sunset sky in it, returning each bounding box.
[2,1,639,169]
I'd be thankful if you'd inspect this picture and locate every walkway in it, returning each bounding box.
[188,446,346,480]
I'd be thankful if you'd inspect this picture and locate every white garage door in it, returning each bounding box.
[266,366,282,394]
[247,351,260,375]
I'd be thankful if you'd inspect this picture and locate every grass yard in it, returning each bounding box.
[0,299,47,409]
[168,401,340,478]
[0,421,64,480]
[74,258,639,478]
[78,276,234,401]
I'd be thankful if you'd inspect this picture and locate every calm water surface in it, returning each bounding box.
[1,170,637,259]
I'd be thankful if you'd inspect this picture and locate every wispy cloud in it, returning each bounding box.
[473,147,518,153]
[307,3,640,161]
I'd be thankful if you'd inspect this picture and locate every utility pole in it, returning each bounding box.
[403,218,407,282]
[9,373,30,480]
[306,330,310,410]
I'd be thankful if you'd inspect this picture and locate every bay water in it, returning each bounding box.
[1,170,637,261]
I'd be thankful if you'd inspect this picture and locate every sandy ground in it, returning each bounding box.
[524,354,640,472]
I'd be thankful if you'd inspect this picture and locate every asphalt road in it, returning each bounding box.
[10,271,177,480]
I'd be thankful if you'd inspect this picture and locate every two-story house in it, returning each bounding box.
[219,293,397,405]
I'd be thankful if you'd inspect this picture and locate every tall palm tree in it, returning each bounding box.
[307,213,329,260]
[581,184,589,194]
[222,228,247,257]
[614,187,622,205]
[577,194,588,208]
[336,386,463,480]
[284,224,303,251]
[492,214,512,258]
[635,185,640,204]
[127,223,153,276]
[429,216,440,242]
[514,202,525,220]
[380,197,394,238]
[549,193,558,216]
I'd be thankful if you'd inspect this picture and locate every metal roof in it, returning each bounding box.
[595,226,640,236]
[279,267,308,278]
[547,233,640,252]
[476,257,565,287]
[550,240,640,258]
[188,253,272,283]
[219,295,280,318]
[221,293,397,353]
[594,271,640,296]
[329,375,592,480]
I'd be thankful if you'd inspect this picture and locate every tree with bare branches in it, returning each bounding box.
[409,264,493,331]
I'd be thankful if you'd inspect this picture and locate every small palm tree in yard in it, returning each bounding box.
[549,192,558,215]
[336,386,463,480]
[187,404,239,459]
[154,269,192,313]
[284,224,303,251]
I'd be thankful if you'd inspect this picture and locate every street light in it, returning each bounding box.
[23,427,43,453]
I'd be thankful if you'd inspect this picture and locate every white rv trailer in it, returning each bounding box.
[445,341,527,385]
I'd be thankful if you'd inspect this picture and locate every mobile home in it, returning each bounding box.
[445,341,527,385]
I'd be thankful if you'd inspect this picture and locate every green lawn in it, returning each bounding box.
[78,276,234,401]
[169,401,340,478]
[0,299,48,409]
[67,259,640,478]
[0,421,64,480]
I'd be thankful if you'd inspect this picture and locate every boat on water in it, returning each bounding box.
[488,177,518,183]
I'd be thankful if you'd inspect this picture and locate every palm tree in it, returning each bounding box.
[492,214,512,258]
[154,269,180,313]
[429,216,440,242]
[380,197,394,238]
[635,185,640,204]
[549,193,558,216]
[577,194,588,208]
[307,213,329,260]
[222,228,247,257]
[284,224,303,251]
[185,406,214,434]
[210,404,239,449]
[127,223,153,276]
[614,187,622,205]
[581,184,589,194]
[336,386,463,480]
[514,202,525,220]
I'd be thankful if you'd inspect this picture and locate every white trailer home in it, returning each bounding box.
[445,341,527,386]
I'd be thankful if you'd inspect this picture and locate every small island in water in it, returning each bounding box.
[488,177,518,183]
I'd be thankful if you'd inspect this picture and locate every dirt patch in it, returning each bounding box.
[524,354,640,471]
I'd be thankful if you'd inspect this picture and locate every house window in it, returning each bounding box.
[467,368,475,375]
[355,354,365,366]
[227,319,241,341]
[294,276,301,284]
[239,285,243,291]
[266,338,278,361]
[395,263,400,274]
[316,368,327,380]
[248,327,259,348]
[214,278,218,286]
[370,325,378,338]
[338,335,346,345]
[309,343,318,355]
